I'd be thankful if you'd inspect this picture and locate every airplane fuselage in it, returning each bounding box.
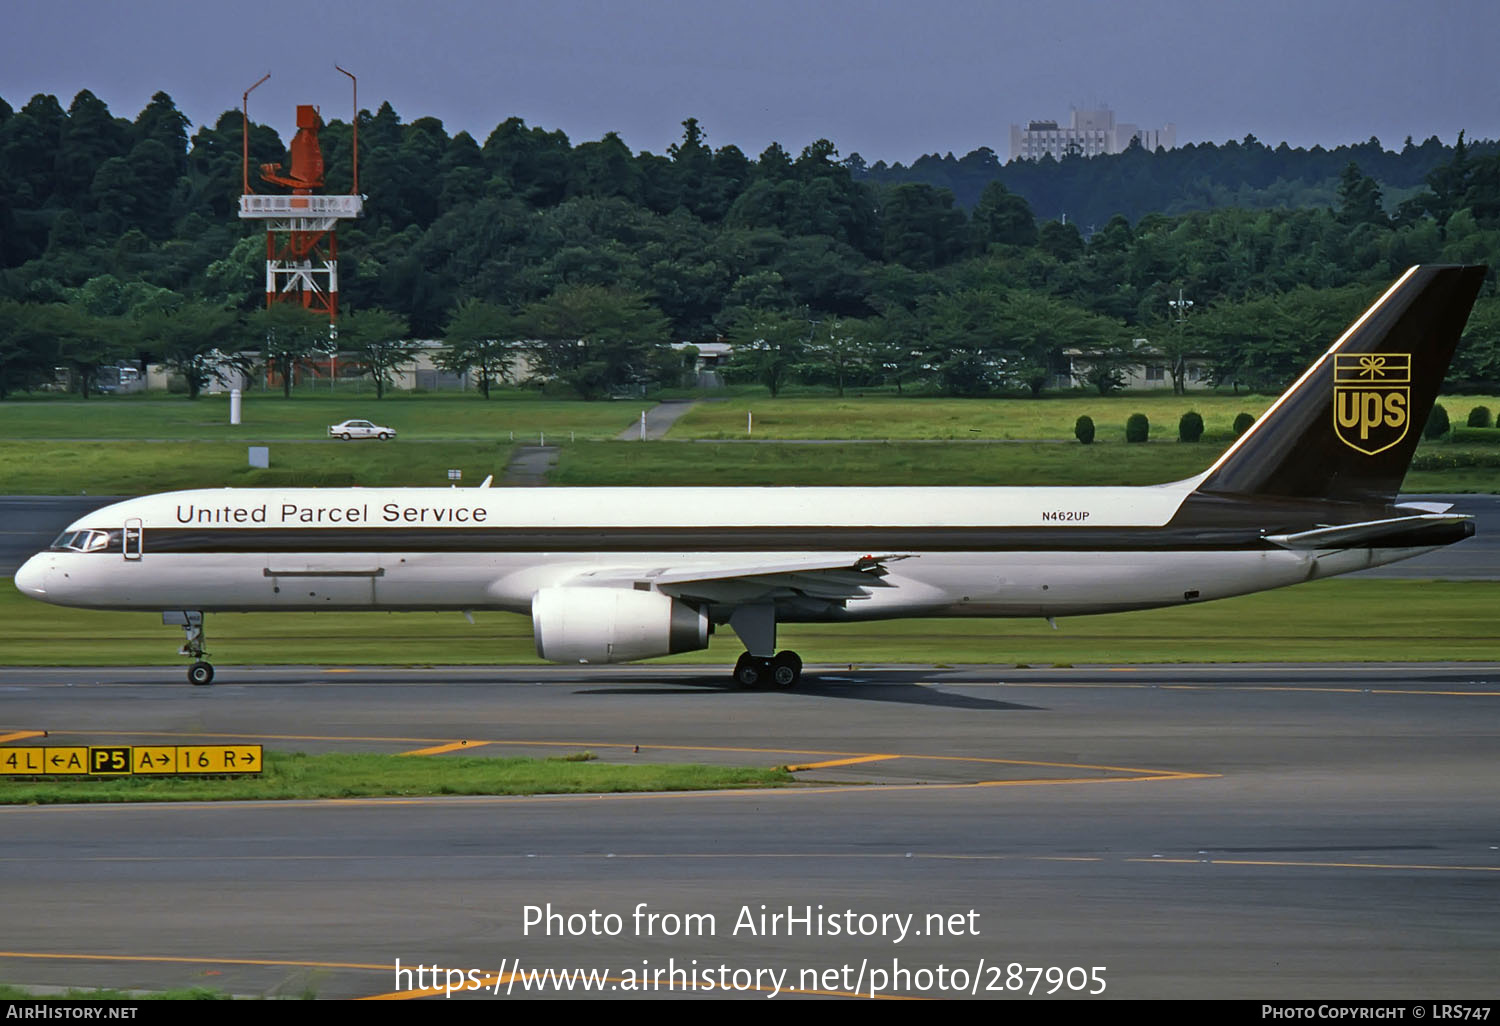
[14,482,1441,621]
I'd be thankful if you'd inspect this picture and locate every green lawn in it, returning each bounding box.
[553,439,1220,486]
[2,578,1493,667]
[673,393,1500,441]
[0,435,1493,494]
[0,391,638,441]
[2,393,1495,493]
[554,439,1500,492]
[0,751,794,804]
[0,440,518,492]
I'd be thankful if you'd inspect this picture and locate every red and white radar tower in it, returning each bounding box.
[239,68,363,323]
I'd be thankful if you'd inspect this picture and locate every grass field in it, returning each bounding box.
[673,393,1500,441]
[1,577,1492,666]
[0,439,519,492]
[551,439,1500,492]
[0,751,794,804]
[553,439,1221,486]
[0,435,1493,493]
[0,392,636,441]
[2,393,1494,493]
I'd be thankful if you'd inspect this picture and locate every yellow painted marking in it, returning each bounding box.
[0,731,46,744]
[786,754,898,771]
[398,741,492,757]
[35,729,1189,778]
[6,730,1213,802]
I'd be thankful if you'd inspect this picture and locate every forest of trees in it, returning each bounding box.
[1,88,1498,400]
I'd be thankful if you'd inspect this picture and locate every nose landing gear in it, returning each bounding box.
[163,611,214,685]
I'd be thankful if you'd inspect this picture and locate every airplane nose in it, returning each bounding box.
[13,554,49,598]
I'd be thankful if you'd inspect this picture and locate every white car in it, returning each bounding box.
[328,419,397,440]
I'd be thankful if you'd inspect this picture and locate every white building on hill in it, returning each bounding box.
[1010,107,1176,162]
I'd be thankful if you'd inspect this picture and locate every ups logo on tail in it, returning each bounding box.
[1333,354,1410,455]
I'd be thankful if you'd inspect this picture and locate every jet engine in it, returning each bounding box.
[531,587,709,663]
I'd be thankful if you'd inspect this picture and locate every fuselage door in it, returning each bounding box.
[123,518,143,561]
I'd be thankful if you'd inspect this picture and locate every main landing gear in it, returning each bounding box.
[163,611,214,685]
[726,602,801,689]
[732,650,802,689]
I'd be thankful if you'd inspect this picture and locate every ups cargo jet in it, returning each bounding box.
[12,265,1488,687]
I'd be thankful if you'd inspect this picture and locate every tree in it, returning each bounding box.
[50,303,126,398]
[970,180,1037,249]
[916,288,1005,396]
[341,307,414,399]
[517,285,671,399]
[1335,161,1387,228]
[993,293,1126,398]
[799,317,871,396]
[0,301,60,398]
[1072,334,1139,395]
[725,308,806,397]
[879,183,968,269]
[250,304,329,398]
[139,302,242,399]
[1036,219,1084,261]
[441,299,513,399]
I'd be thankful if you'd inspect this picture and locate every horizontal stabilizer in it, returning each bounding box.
[1265,514,1473,550]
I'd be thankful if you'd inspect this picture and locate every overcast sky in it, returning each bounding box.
[3,0,1497,164]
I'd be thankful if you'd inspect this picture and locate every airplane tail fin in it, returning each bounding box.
[1191,264,1487,506]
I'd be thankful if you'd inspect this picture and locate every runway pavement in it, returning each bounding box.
[1,663,1496,1000]
[3,494,1497,577]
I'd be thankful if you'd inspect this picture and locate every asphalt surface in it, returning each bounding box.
[2,494,1496,577]
[615,399,699,440]
[1,662,1497,1000]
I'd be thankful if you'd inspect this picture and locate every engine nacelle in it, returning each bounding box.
[531,587,709,664]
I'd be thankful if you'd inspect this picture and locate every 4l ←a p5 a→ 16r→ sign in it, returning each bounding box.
[0,745,263,776]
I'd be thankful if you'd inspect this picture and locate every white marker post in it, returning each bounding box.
[640,410,646,440]
[747,411,753,436]
[229,388,242,425]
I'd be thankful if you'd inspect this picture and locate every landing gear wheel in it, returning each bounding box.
[732,653,767,689]
[187,661,215,686]
[771,650,802,688]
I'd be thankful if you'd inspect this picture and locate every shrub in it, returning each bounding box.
[1074,415,1095,445]
[1424,403,1450,440]
[1125,412,1150,443]
[1233,412,1255,436]
[1467,406,1493,428]
[1178,410,1204,442]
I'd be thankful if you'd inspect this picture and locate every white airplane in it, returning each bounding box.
[13,265,1487,688]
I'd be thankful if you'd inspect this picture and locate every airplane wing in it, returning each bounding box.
[560,554,914,605]
[1265,514,1473,550]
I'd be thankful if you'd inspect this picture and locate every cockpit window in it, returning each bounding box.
[49,529,118,553]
